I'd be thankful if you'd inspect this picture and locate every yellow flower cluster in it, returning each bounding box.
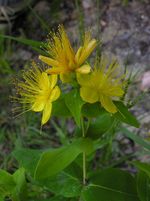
[15,62,60,125]
[14,25,125,125]
[77,58,125,113]
[39,25,97,82]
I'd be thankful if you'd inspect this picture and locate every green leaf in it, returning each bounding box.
[34,145,79,180]
[39,171,82,197]
[31,197,76,201]
[52,96,71,117]
[86,112,115,140]
[0,196,4,201]
[136,171,150,201]
[0,34,46,55]
[12,168,27,201]
[79,138,94,155]
[49,197,65,201]
[121,127,150,151]
[81,168,139,201]
[133,161,150,178]
[65,89,85,126]
[35,138,93,180]
[13,148,42,176]
[0,169,16,196]
[114,101,140,128]
[82,102,103,118]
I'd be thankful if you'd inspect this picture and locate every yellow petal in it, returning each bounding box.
[39,55,60,67]
[75,46,83,63]
[80,86,98,103]
[60,25,75,60]
[49,86,61,102]
[32,98,45,112]
[39,72,50,89]
[77,39,97,66]
[42,102,52,125]
[106,86,124,97]
[99,95,117,113]
[77,73,91,87]
[46,67,67,74]
[76,64,91,74]
[49,75,58,89]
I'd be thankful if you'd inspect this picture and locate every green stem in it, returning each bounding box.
[83,152,86,185]
[81,117,86,185]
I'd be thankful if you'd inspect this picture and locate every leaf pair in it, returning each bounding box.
[13,137,93,181]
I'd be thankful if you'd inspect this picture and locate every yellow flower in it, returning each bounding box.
[14,62,60,125]
[39,25,97,82]
[77,58,125,113]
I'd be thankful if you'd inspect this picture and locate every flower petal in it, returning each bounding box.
[99,95,117,113]
[32,98,45,112]
[75,46,83,63]
[49,86,61,102]
[49,75,58,89]
[39,55,60,67]
[76,64,91,74]
[46,67,67,74]
[42,102,52,125]
[106,86,124,97]
[39,72,50,89]
[80,86,98,103]
[77,39,97,66]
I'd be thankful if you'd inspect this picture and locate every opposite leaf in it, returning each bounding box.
[13,148,42,177]
[86,112,115,140]
[38,170,82,198]
[34,138,92,180]
[81,168,139,201]
[65,89,85,126]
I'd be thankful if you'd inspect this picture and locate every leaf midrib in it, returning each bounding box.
[89,184,138,197]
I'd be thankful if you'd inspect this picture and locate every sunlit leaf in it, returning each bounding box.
[34,138,93,180]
